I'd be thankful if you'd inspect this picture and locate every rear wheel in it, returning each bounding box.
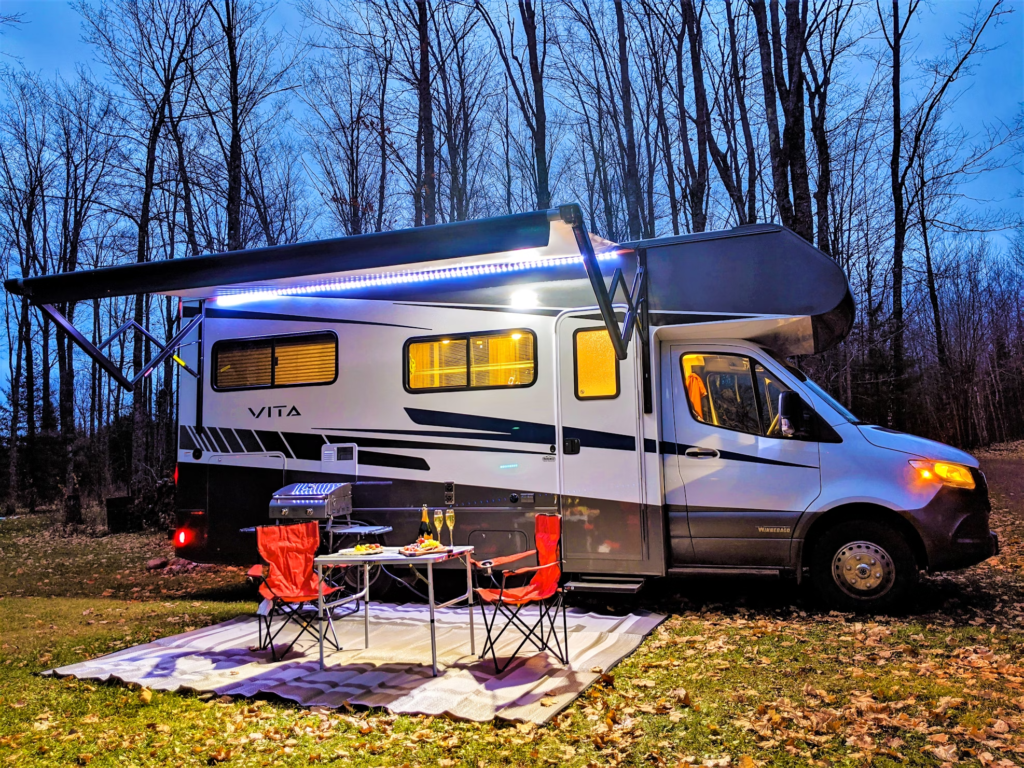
[810,520,918,612]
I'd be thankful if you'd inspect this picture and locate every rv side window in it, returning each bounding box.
[574,328,619,399]
[405,329,536,392]
[681,353,791,437]
[212,331,337,391]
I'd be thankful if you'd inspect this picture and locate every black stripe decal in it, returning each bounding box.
[202,427,229,453]
[222,429,245,454]
[254,430,293,458]
[236,429,263,453]
[644,438,657,453]
[357,451,430,471]
[659,439,816,469]
[405,408,556,445]
[282,432,327,461]
[320,427,552,444]
[325,434,549,456]
[179,426,197,451]
[212,428,234,453]
[191,426,212,452]
[206,307,429,330]
[563,426,635,452]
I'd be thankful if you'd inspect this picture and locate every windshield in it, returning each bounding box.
[803,379,860,424]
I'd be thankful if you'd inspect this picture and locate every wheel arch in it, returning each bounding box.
[801,503,928,571]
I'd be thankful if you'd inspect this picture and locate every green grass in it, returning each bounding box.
[1,457,1023,767]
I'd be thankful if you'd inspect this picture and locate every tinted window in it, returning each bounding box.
[406,329,536,392]
[754,363,791,437]
[681,353,760,435]
[213,332,337,391]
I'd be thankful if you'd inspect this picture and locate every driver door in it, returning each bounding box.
[669,344,821,567]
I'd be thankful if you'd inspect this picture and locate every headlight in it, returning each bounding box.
[909,460,976,490]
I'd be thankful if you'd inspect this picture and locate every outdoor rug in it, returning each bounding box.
[44,602,664,723]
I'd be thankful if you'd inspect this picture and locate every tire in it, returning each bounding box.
[810,520,919,612]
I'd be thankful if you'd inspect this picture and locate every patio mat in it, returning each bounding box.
[44,603,664,723]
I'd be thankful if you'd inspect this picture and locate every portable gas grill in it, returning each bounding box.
[268,482,352,520]
[265,481,392,552]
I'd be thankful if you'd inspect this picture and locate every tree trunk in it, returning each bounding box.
[6,298,27,515]
[224,0,243,251]
[521,1,550,210]
[615,1,642,240]
[889,0,906,428]
[417,0,436,226]
[132,117,164,495]
[750,0,794,229]
[918,173,947,371]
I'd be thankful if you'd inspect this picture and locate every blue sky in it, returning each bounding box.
[1,0,1022,230]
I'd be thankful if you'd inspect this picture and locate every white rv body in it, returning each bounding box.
[7,209,995,608]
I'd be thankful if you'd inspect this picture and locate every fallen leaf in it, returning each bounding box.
[670,688,692,707]
[139,688,153,705]
[540,697,558,707]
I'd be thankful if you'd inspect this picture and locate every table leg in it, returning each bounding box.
[428,561,437,677]
[363,562,370,648]
[318,564,325,671]
[466,554,475,656]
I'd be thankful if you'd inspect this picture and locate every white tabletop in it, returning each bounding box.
[315,545,474,567]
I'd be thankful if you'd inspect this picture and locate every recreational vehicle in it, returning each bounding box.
[6,205,997,610]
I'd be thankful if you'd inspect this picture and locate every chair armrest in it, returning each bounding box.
[246,565,264,584]
[505,561,559,579]
[471,550,536,570]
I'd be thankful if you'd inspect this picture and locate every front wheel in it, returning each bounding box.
[810,520,919,612]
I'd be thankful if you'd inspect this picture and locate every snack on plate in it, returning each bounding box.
[353,543,383,554]
[399,537,446,556]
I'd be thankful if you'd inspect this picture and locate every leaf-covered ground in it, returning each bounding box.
[1,448,1022,767]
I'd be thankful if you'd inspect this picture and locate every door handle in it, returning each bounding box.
[684,447,719,459]
[563,437,581,455]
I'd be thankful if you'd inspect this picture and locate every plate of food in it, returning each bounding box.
[336,543,386,556]
[399,538,449,557]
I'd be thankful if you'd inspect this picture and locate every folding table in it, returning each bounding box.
[313,545,475,676]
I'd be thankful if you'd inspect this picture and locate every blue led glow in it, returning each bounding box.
[216,250,620,307]
[498,464,519,470]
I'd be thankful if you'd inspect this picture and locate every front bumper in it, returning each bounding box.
[906,468,998,572]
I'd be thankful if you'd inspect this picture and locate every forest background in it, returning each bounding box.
[0,0,1021,522]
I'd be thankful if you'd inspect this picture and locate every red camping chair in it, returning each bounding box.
[473,513,568,673]
[247,522,341,661]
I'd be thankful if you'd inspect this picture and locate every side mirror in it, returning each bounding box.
[779,391,812,439]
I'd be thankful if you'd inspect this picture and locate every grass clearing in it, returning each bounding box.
[1,454,1022,767]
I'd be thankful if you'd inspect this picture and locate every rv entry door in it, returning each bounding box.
[556,313,655,575]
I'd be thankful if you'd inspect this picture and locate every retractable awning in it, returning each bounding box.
[4,205,646,392]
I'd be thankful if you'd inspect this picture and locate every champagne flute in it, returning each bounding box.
[445,508,455,548]
[433,508,444,543]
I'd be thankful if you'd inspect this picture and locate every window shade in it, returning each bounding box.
[213,332,337,390]
[406,329,535,392]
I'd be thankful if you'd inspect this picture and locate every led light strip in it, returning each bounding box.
[216,251,619,307]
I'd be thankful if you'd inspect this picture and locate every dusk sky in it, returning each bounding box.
[2,0,1022,235]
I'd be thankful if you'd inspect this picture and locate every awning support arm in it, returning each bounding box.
[558,204,647,361]
[37,303,202,392]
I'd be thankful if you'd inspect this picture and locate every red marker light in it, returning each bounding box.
[174,465,179,486]
[174,528,193,548]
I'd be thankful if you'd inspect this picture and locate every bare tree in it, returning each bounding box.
[476,0,552,210]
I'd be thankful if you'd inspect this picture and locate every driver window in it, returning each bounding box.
[754,363,791,438]
[681,354,761,435]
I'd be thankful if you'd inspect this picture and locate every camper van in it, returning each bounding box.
[6,205,997,610]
